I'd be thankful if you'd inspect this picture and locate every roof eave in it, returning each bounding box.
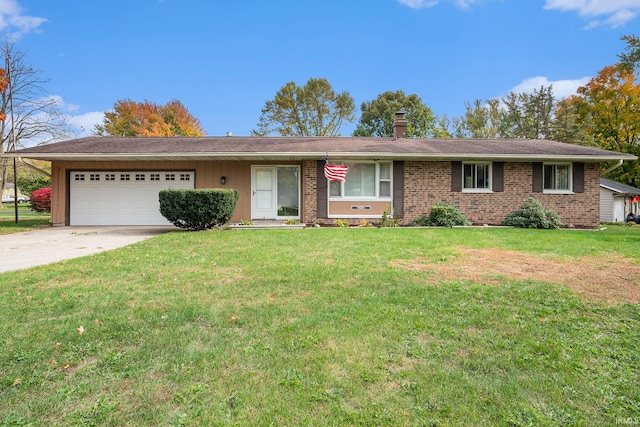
[5,151,637,162]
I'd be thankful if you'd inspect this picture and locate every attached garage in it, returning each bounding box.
[69,171,194,225]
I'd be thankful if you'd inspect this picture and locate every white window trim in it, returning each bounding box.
[328,160,393,201]
[543,163,573,194]
[462,162,493,193]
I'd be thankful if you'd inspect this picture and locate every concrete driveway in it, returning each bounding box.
[0,226,178,273]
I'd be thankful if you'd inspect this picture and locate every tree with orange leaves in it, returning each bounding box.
[95,99,205,137]
[0,69,7,121]
[559,64,640,185]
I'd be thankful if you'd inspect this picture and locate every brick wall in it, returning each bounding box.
[404,161,600,228]
[302,160,318,224]
[304,160,600,228]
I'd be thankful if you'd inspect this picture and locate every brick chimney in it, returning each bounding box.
[393,111,407,139]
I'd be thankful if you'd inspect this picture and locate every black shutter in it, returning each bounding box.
[532,162,543,193]
[451,161,462,192]
[393,161,404,217]
[492,162,504,192]
[573,162,584,193]
[316,160,327,217]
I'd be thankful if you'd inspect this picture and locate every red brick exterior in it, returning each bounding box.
[403,161,600,228]
[304,160,601,228]
[302,160,318,224]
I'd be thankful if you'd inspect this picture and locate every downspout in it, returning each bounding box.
[601,159,623,176]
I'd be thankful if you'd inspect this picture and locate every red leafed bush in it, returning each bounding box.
[30,186,51,213]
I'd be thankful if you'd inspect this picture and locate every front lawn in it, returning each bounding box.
[0,205,50,234]
[1,227,639,426]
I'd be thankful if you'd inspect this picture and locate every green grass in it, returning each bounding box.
[0,213,51,235]
[1,227,639,426]
[0,206,50,234]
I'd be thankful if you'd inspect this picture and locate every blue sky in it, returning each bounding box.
[4,0,640,140]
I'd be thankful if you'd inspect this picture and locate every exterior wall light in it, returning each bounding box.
[220,176,226,185]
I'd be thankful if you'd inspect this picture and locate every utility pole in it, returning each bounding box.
[5,50,18,223]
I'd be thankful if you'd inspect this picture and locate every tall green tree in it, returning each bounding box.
[353,91,436,138]
[551,99,595,146]
[501,85,555,139]
[619,34,640,74]
[95,99,205,136]
[252,78,355,136]
[432,114,453,138]
[452,98,504,138]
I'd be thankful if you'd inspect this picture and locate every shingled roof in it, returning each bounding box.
[600,178,640,196]
[7,136,637,162]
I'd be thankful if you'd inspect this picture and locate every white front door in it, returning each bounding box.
[252,166,277,219]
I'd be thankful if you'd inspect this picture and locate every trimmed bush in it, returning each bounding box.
[504,197,563,229]
[416,202,470,227]
[29,187,51,213]
[159,188,239,231]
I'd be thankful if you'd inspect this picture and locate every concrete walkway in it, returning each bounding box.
[0,226,178,273]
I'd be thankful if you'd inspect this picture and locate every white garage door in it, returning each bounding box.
[70,171,194,225]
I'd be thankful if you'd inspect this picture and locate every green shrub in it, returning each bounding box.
[417,202,470,227]
[334,219,349,227]
[504,197,563,229]
[159,188,239,231]
[380,205,399,227]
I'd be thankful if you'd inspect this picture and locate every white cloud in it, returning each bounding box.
[397,0,439,9]
[543,0,640,28]
[0,0,46,37]
[509,76,591,100]
[66,111,104,137]
[50,95,103,136]
[17,97,102,147]
[398,0,489,10]
[454,0,481,9]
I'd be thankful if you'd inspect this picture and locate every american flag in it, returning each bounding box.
[324,163,348,182]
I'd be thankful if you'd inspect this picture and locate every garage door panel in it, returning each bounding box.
[70,171,194,225]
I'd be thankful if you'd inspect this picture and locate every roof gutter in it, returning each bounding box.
[4,152,637,163]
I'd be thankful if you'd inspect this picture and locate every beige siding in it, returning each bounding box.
[329,201,391,217]
[51,160,304,225]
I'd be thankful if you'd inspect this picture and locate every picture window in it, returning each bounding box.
[328,161,392,200]
[463,163,491,191]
